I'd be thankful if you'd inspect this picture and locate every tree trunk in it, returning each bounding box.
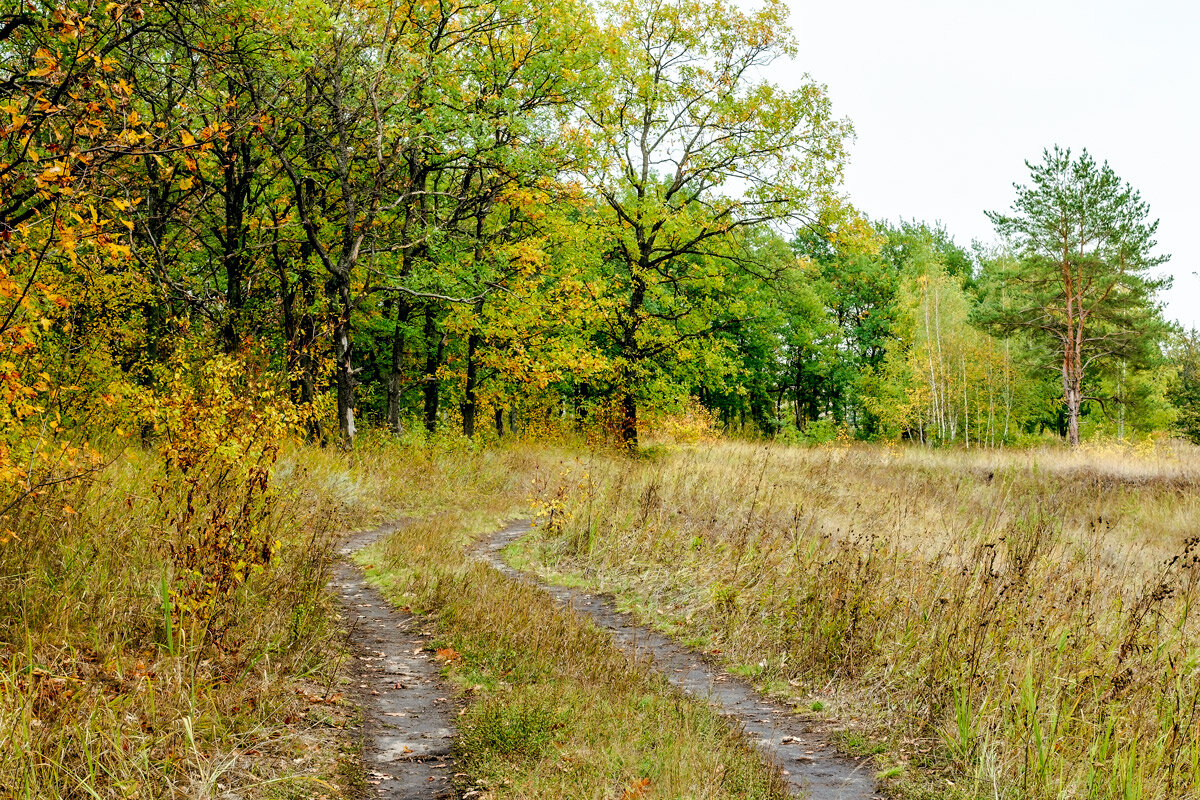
[220,137,253,355]
[273,231,298,398]
[1063,364,1081,447]
[273,230,323,446]
[793,366,803,430]
[422,305,444,434]
[386,299,411,435]
[621,391,638,450]
[1118,360,1127,441]
[297,264,324,445]
[494,407,504,438]
[462,329,481,438]
[1062,317,1085,446]
[460,296,484,438]
[331,274,356,448]
[616,263,646,449]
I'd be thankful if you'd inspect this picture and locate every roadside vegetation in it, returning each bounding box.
[0,419,491,798]
[0,442,348,799]
[519,439,1200,800]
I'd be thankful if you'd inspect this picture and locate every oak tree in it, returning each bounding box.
[576,0,850,447]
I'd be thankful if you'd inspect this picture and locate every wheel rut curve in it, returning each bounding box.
[477,519,882,800]
[335,524,457,799]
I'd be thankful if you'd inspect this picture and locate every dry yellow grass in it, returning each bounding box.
[0,430,607,799]
[521,438,1200,800]
[0,448,352,799]
[13,427,1198,800]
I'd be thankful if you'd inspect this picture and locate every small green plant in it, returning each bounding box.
[710,581,739,612]
[458,691,568,761]
[942,685,979,765]
[836,732,888,757]
[730,662,764,679]
[876,766,904,781]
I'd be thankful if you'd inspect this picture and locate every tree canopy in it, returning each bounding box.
[979,146,1170,445]
[0,0,1189,498]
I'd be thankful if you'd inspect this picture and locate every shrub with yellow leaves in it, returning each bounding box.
[646,396,722,445]
[147,355,294,652]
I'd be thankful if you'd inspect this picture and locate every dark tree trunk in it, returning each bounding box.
[328,271,355,447]
[273,225,298,398]
[422,305,444,434]
[219,137,256,354]
[387,298,412,434]
[617,273,646,449]
[621,391,638,450]
[461,329,481,438]
[296,263,323,445]
[272,210,324,445]
[494,407,504,438]
[574,383,592,430]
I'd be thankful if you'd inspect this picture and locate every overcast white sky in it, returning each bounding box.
[778,0,1200,329]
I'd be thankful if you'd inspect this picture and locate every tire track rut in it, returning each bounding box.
[336,525,457,799]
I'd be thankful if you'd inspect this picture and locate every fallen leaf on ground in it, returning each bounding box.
[622,777,652,799]
[435,647,462,663]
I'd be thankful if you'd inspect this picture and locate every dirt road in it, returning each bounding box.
[337,519,880,799]
[478,520,881,800]
[336,525,457,799]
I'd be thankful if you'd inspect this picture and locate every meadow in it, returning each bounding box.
[6,430,1197,799]
[0,434,501,799]
[0,434,792,799]
[520,439,1200,799]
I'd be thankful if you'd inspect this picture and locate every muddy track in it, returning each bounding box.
[335,525,457,799]
[478,520,881,800]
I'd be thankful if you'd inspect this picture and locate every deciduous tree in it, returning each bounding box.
[576,0,850,447]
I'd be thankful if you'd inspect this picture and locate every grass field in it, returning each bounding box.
[9,431,1196,799]
[519,439,1200,800]
[0,434,793,799]
[0,448,351,799]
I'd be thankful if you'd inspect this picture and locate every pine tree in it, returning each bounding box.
[980,146,1169,446]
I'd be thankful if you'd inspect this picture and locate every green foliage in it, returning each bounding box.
[570,0,851,446]
[978,146,1171,445]
[458,690,570,762]
[2,0,1190,488]
[864,253,1023,445]
[1168,329,1200,444]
